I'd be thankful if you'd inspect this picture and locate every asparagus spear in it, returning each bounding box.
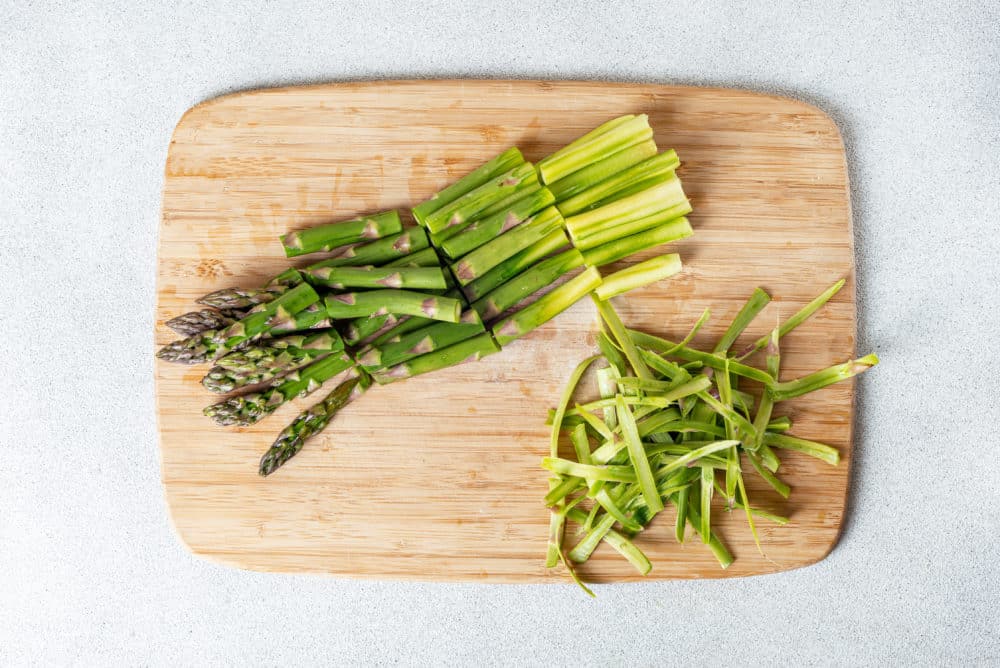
[203,352,355,427]
[258,371,372,476]
[165,310,236,336]
[202,331,343,393]
[304,227,430,270]
[411,147,525,226]
[213,283,321,357]
[491,267,602,346]
[280,211,402,258]
[196,268,303,310]
[558,149,680,217]
[356,310,485,370]
[593,254,682,300]
[303,265,448,291]
[423,163,538,234]
[471,249,585,321]
[452,207,564,285]
[537,115,653,184]
[325,290,463,323]
[461,229,570,301]
[439,186,556,259]
[565,177,688,243]
[581,217,693,267]
[360,288,467,348]
[371,332,500,384]
[547,140,658,203]
[156,326,240,364]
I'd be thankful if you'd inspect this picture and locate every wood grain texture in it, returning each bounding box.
[156,80,855,582]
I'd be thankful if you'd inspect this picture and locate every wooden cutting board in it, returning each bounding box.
[156,80,855,582]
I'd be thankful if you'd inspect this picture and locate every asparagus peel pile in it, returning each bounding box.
[541,283,878,594]
[159,114,731,480]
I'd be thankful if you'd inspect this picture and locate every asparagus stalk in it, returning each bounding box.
[537,115,653,184]
[203,352,355,426]
[325,290,462,323]
[565,177,688,243]
[371,332,500,384]
[196,268,303,310]
[439,186,556,259]
[280,211,402,258]
[258,371,371,476]
[471,249,584,321]
[386,247,442,268]
[768,353,879,401]
[202,331,343,393]
[355,310,485,370]
[214,283,321,356]
[548,140,658,203]
[165,310,236,336]
[423,163,538,234]
[411,147,525,226]
[156,327,237,364]
[461,229,570,301]
[558,149,680,217]
[593,253,682,300]
[304,265,448,291]
[304,228,430,270]
[491,267,602,346]
[452,207,564,285]
[581,217,693,267]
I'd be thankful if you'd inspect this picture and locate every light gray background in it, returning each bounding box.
[1,1,997,665]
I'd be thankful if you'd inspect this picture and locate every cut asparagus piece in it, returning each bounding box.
[343,313,401,347]
[203,352,355,426]
[304,227,430,270]
[371,332,500,384]
[258,371,371,476]
[471,249,585,320]
[558,149,680,216]
[281,211,402,257]
[461,229,570,301]
[355,310,485,370]
[581,217,693,267]
[386,247,442,268]
[165,310,236,336]
[411,147,525,226]
[325,290,462,323]
[576,202,693,251]
[214,283,321,356]
[538,114,653,184]
[196,268,303,310]
[304,265,448,291]
[439,186,555,259]
[423,163,538,234]
[593,253,682,300]
[768,354,879,401]
[548,140,658,203]
[203,331,342,393]
[492,267,602,346]
[565,176,689,243]
[452,207,564,285]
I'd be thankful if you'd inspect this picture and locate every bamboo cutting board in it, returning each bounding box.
[156,80,855,582]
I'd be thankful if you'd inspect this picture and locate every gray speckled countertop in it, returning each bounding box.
[2,2,998,665]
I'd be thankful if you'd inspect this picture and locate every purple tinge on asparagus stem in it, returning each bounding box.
[500,212,522,234]
[331,293,356,305]
[496,320,519,338]
[361,220,380,239]
[392,234,412,253]
[407,337,434,356]
[375,273,403,288]
[420,298,438,318]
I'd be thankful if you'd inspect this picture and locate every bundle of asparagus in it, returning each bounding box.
[158,114,698,476]
[540,282,878,594]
